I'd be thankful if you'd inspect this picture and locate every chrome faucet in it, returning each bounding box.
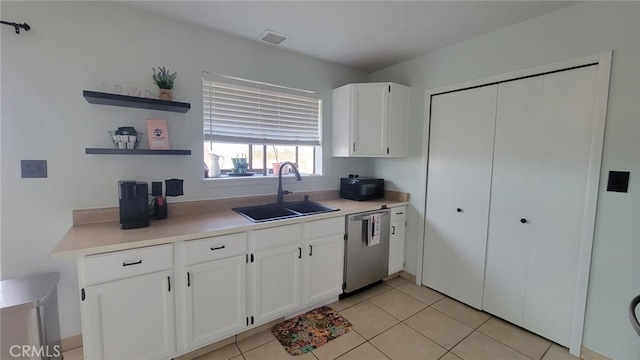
[276,161,302,204]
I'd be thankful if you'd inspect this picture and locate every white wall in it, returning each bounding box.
[370,2,639,359]
[0,1,370,338]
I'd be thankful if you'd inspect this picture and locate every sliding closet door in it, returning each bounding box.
[423,85,497,309]
[485,65,599,346]
[483,76,543,325]
[523,65,599,346]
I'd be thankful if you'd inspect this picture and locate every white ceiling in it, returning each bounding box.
[125,1,578,73]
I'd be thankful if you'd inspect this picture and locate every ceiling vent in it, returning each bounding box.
[259,29,288,45]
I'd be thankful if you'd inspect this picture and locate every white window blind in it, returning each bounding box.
[203,74,321,146]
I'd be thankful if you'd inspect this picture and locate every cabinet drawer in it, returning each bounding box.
[82,244,173,286]
[184,232,247,266]
[304,217,345,240]
[250,223,302,251]
[390,206,407,222]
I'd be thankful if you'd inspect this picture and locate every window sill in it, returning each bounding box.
[202,174,325,188]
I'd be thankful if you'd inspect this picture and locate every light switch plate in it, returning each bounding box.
[21,160,47,178]
[606,171,630,193]
[165,178,184,197]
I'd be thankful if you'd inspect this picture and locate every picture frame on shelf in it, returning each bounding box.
[146,119,170,150]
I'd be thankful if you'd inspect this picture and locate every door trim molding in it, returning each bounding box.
[418,51,612,357]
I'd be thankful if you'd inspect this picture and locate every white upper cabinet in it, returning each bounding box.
[332,82,409,157]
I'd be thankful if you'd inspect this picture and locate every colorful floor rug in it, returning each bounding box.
[271,306,353,355]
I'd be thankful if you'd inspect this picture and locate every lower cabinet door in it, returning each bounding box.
[82,270,176,360]
[184,255,247,350]
[388,220,406,275]
[250,244,301,325]
[304,235,344,305]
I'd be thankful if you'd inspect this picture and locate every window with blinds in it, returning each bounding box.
[202,73,322,178]
[203,74,321,146]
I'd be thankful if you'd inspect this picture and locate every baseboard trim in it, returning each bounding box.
[581,346,611,360]
[61,334,82,351]
[235,317,283,342]
[399,270,417,283]
[173,336,236,360]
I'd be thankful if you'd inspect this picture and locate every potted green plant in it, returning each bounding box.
[152,66,177,101]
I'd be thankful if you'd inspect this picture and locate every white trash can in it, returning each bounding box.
[1,272,62,359]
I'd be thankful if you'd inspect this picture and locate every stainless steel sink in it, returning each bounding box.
[233,200,339,222]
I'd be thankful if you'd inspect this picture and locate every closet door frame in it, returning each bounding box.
[418,51,612,357]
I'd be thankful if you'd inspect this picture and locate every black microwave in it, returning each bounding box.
[340,176,384,201]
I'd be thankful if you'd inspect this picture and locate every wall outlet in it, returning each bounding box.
[21,160,47,178]
[151,182,163,196]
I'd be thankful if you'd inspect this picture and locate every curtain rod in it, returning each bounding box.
[1,20,31,34]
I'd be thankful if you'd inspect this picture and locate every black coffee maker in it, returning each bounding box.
[118,181,150,229]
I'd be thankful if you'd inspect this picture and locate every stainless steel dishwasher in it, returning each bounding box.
[343,209,390,295]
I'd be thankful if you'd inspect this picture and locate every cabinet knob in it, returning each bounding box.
[456,208,463,213]
[520,218,527,224]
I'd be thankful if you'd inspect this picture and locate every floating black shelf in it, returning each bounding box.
[85,148,191,155]
[83,90,191,113]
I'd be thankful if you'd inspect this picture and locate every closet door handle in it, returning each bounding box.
[520,218,527,224]
[391,226,396,235]
[456,208,463,213]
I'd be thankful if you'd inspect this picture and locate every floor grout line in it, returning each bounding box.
[365,337,393,360]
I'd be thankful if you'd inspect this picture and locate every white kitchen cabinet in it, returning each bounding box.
[79,244,176,360]
[82,270,176,360]
[388,206,406,275]
[332,82,409,157]
[249,224,303,326]
[182,256,246,349]
[178,232,248,351]
[423,85,498,309]
[76,215,348,358]
[302,217,345,305]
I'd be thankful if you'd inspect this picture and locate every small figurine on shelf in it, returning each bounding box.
[152,66,177,101]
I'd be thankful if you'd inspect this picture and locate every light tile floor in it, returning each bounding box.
[63,277,588,360]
